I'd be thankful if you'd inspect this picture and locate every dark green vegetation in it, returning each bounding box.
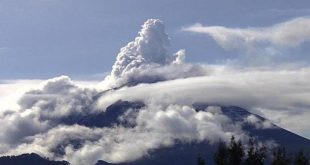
[198,136,309,165]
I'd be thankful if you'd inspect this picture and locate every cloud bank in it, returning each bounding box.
[97,66,310,124]
[0,76,252,165]
[0,80,43,110]
[2,66,309,165]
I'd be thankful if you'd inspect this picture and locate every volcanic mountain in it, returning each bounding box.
[0,19,309,165]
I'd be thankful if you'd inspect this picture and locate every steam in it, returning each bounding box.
[103,19,205,88]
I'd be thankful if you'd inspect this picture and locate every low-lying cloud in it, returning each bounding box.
[2,66,309,165]
[0,76,250,165]
[5,103,248,165]
[97,67,310,112]
[97,65,310,140]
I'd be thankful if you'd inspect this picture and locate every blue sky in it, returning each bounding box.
[1,0,310,80]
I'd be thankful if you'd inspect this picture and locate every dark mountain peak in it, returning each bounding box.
[0,153,69,165]
[76,100,144,128]
[193,103,252,121]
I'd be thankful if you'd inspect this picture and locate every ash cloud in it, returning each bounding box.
[103,19,206,88]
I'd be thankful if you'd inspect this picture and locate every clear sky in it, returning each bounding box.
[1,0,310,80]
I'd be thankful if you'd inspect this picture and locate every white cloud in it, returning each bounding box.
[97,67,310,111]
[0,80,43,110]
[173,49,186,65]
[97,66,310,138]
[253,108,310,138]
[244,114,274,129]
[18,76,99,120]
[0,72,256,165]
[0,74,251,165]
[183,17,310,54]
[4,103,247,165]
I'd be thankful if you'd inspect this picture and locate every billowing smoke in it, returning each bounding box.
[111,19,170,79]
[103,19,206,88]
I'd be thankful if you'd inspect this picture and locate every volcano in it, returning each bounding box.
[1,19,310,165]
